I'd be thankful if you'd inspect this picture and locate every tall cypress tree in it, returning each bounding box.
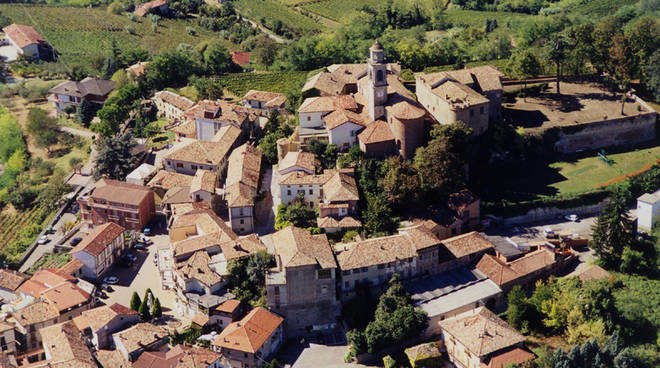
[139,298,151,321]
[590,190,634,268]
[130,291,141,311]
[152,297,162,319]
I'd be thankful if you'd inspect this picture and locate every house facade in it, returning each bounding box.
[243,90,286,112]
[0,323,16,356]
[225,144,262,234]
[70,222,126,280]
[637,189,660,232]
[212,307,284,368]
[48,77,115,114]
[78,178,155,231]
[265,226,339,337]
[183,100,251,141]
[76,303,138,350]
[154,90,195,123]
[2,24,46,60]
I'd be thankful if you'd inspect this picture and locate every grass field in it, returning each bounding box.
[0,4,235,71]
[302,0,435,23]
[549,146,660,195]
[233,0,325,34]
[216,71,308,97]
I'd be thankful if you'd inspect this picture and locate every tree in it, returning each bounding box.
[130,291,141,311]
[609,34,636,115]
[505,285,534,333]
[147,50,196,90]
[94,104,125,137]
[645,50,660,100]
[152,297,162,319]
[101,56,119,80]
[359,275,428,353]
[544,34,568,95]
[590,189,634,269]
[93,133,137,180]
[138,298,151,321]
[381,157,420,206]
[507,49,542,101]
[275,195,317,229]
[413,123,470,199]
[625,17,660,72]
[27,108,60,154]
[75,99,95,126]
[227,251,274,306]
[202,41,234,75]
[362,192,397,237]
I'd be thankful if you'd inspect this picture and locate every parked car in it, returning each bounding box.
[102,276,119,284]
[118,256,133,268]
[70,237,83,246]
[141,236,153,245]
[125,254,137,262]
[100,283,113,292]
[143,228,152,236]
[543,227,557,238]
[37,236,49,245]
[565,214,579,222]
[133,242,146,250]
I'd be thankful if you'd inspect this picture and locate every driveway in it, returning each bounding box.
[99,231,187,329]
[281,343,369,368]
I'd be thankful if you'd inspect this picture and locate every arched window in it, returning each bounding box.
[376,70,383,82]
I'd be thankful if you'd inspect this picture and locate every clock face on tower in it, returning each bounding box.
[377,90,384,98]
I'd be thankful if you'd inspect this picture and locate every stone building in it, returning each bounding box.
[265,226,339,337]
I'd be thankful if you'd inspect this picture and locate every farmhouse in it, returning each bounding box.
[243,90,286,112]
[134,0,169,17]
[49,77,115,114]
[154,90,195,123]
[2,24,47,61]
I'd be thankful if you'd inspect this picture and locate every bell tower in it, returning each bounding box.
[367,40,388,120]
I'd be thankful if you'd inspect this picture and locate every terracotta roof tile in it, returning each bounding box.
[126,61,149,77]
[13,301,59,326]
[483,347,535,368]
[226,144,262,207]
[191,169,216,194]
[41,282,91,312]
[192,313,210,326]
[175,251,222,287]
[219,234,266,262]
[324,109,367,130]
[164,126,241,165]
[272,226,336,269]
[358,120,395,144]
[183,100,249,127]
[2,24,44,49]
[0,268,28,291]
[215,299,241,313]
[386,100,426,120]
[18,268,75,297]
[171,120,196,137]
[88,178,152,206]
[298,95,357,113]
[439,307,525,357]
[212,307,283,353]
[132,345,184,368]
[155,90,195,111]
[134,0,168,16]
[278,151,316,174]
[70,222,124,256]
[112,323,168,354]
[81,303,137,332]
[441,232,494,259]
[147,170,193,191]
[576,265,611,282]
[97,349,132,368]
[322,172,359,202]
[58,259,84,276]
[278,169,336,186]
[231,51,251,66]
[40,321,96,367]
[49,77,115,98]
[336,234,417,270]
[161,186,192,205]
[243,90,286,108]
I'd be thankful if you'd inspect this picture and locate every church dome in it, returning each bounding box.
[370,40,384,51]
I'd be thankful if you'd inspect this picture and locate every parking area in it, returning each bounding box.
[98,230,188,329]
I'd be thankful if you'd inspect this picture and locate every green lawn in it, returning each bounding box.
[0,4,235,72]
[302,0,435,23]
[549,146,660,195]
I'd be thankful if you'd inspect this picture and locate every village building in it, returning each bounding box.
[211,299,242,329]
[69,222,126,280]
[133,344,224,368]
[163,125,242,175]
[224,144,262,234]
[78,178,155,231]
[476,248,559,292]
[637,189,660,233]
[134,0,169,17]
[211,307,284,368]
[0,322,16,356]
[243,90,287,112]
[147,170,194,198]
[183,100,252,141]
[299,42,427,159]
[57,258,85,279]
[48,77,115,114]
[231,51,250,66]
[126,61,149,78]
[277,151,317,176]
[438,231,496,272]
[73,303,138,350]
[265,226,338,337]
[2,24,47,61]
[154,90,195,123]
[112,323,169,361]
[126,163,156,186]
[439,307,535,368]
[39,321,96,368]
[575,264,611,283]
[416,66,504,135]
[0,269,28,303]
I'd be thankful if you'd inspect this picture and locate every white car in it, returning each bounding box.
[102,276,119,284]
[37,236,49,245]
[565,214,579,222]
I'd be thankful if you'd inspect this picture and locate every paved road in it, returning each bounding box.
[101,232,188,329]
[19,212,78,272]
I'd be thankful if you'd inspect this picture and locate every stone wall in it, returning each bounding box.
[553,111,657,153]
[499,199,609,225]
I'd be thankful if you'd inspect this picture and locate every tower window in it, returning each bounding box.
[376,70,383,82]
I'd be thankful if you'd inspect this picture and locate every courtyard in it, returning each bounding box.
[503,81,652,133]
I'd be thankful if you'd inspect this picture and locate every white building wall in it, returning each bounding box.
[279,183,322,206]
[72,251,98,279]
[328,122,363,149]
[637,200,660,231]
[299,112,325,128]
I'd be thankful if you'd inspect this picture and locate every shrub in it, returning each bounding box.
[107,1,125,14]
[125,25,136,35]
[186,26,196,36]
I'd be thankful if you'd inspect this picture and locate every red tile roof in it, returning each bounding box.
[89,178,153,206]
[482,347,535,368]
[212,307,283,353]
[2,24,45,49]
[70,222,125,256]
[231,51,251,66]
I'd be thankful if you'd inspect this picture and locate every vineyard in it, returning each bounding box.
[233,0,325,34]
[301,0,436,22]
[0,204,53,266]
[0,4,235,71]
[217,71,309,97]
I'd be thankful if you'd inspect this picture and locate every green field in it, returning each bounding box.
[233,0,325,34]
[0,4,235,70]
[549,146,660,195]
[216,71,308,97]
[302,0,436,23]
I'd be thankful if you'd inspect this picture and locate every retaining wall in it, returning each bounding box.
[499,199,609,225]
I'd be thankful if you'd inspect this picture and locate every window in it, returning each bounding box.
[361,267,368,272]
[309,189,313,195]
[344,281,350,288]
[464,210,470,219]
[274,286,280,295]
[377,264,385,270]
[376,70,383,82]
[352,269,360,274]
[240,219,244,224]
[451,228,457,235]
[321,285,328,294]
[318,269,332,279]
[287,190,291,196]
[470,109,474,117]
[307,116,311,121]
[191,165,198,170]
[342,270,351,276]
[176,163,183,168]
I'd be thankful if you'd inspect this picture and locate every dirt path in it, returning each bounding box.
[294,6,340,28]
[1,97,51,160]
